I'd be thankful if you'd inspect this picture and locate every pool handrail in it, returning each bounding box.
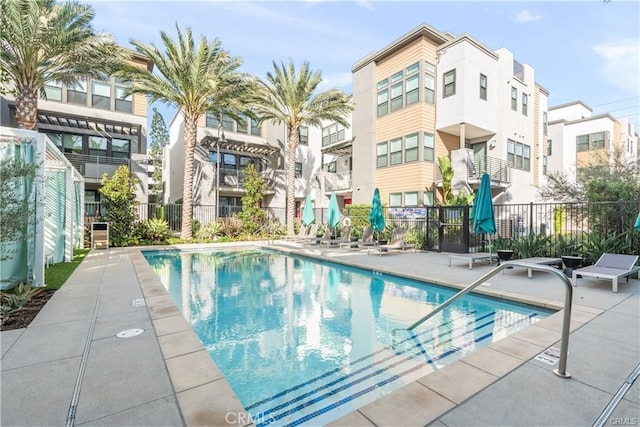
[406,260,573,378]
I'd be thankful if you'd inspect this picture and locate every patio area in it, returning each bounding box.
[1,242,638,426]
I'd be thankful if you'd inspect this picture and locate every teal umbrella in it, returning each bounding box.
[472,173,496,261]
[327,191,342,230]
[635,211,640,233]
[369,188,385,243]
[301,194,315,226]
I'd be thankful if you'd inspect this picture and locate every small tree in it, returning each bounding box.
[148,107,169,202]
[0,157,39,261]
[437,156,454,204]
[236,163,268,234]
[99,165,138,247]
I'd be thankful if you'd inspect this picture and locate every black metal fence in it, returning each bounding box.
[85,200,640,256]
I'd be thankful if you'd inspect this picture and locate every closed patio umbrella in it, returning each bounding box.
[301,194,315,226]
[635,211,640,233]
[369,188,385,244]
[472,173,497,263]
[327,191,342,233]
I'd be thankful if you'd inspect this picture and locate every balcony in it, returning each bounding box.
[63,153,143,182]
[434,152,510,186]
[217,167,276,190]
[324,172,351,192]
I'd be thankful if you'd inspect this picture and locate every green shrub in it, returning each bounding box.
[578,232,630,265]
[196,221,223,240]
[146,218,170,242]
[99,165,138,247]
[1,282,41,311]
[510,233,551,258]
[129,221,149,245]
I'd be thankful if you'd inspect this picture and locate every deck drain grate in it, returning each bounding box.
[116,328,144,338]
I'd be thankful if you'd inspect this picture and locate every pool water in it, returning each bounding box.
[143,248,551,426]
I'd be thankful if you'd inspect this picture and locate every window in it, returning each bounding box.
[237,114,248,133]
[424,61,435,104]
[46,133,63,150]
[547,139,552,156]
[63,134,83,154]
[205,112,220,128]
[67,79,87,105]
[389,138,402,165]
[389,193,402,207]
[377,80,388,116]
[112,139,130,159]
[221,115,234,132]
[44,81,62,101]
[405,192,418,206]
[88,136,108,157]
[405,63,420,106]
[511,87,517,111]
[423,133,435,162]
[223,153,236,168]
[522,93,528,116]
[376,142,388,168]
[479,74,487,101]
[114,86,132,113]
[507,139,530,171]
[404,133,419,162]
[250,118,261,136]
[542,156,548,175]
[543,112,548,135]
[92,81,111,110]
[423,191,434,206]
[295,162,302,178]
[324,160,336,173]
[576,131,608,152]
[390,81,403,112]
[298,126,308,145]
[322,123,345,146]
[443,69,456,98]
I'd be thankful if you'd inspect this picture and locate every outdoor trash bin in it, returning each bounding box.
[91,222,109,250]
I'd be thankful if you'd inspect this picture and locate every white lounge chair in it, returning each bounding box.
[571,253,640,293]
[341,226,374,248]
[369,227,414,255]
[322,225,351,247]
[448,252,499,270]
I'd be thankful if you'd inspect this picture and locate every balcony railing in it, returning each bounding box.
[434,154,510,184]
[324,172,351,192]
[216,166,275,189]
[63,153,139,180]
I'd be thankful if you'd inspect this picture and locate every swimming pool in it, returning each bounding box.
[143,247,552,426]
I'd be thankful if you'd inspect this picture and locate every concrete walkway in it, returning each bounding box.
[1,244,638,426]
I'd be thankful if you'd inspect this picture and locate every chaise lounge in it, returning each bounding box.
[571,253,640,293]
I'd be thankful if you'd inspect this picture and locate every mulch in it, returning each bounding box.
[0,290,56,331]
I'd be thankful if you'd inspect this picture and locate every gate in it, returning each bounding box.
[427,206,470,254]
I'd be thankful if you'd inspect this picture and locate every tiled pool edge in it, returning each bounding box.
[130,244,603,427]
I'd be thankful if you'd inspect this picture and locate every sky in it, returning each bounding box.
[87,0,640,136]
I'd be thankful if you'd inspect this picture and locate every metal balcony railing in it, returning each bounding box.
[216,166,275,189]
[434,154,510,184]
[63,153,138,180]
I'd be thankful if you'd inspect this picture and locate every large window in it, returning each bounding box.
[88,136,108,157]
[322,123,345,146]
[404,191,418,206]
[423,190,434,206]
[63,134,83,154]
[479,74,487,101]
[205,113,220,128]
[389,138,402,165]
[237,114,248,133]
[424,61,435,104]
[324,160,336,173]
[390,73,403,112]
[114,86,132,113]
[221,115,234,132]
[112,139,130,159]
[67,79,87,105]
[443,69,456,98]
[405,62,420,105]
[507,139,530,171]
[44,81,62,101]
[250,118,261,136]
[92,81,111,110]
[522,93,528,116]
[377,80,389,116]
[576,131,608,152]
[423,132,435,162]
[404,133,419,162]
[376,142,388,168]
[389,193,402,207]
[511,87,517,111]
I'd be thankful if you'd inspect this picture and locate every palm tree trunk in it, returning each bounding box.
[285,125,299,237]
[15,84,38,129]
[180,116,197,239]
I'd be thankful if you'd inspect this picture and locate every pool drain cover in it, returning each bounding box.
[116,328,144,338]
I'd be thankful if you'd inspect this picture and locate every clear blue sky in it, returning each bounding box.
[88,0,640,138]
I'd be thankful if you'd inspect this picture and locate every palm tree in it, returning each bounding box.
[252,60,353,236]
[117,25,253,239]
[0,0,128,129]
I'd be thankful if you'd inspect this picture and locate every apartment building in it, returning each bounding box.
[546,101,638,182]
[0,50,153,208]
[351,23,549,208]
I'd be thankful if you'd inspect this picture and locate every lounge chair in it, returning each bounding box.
[369,227,414,255]
[304,226,330,245]
[571,253,640,292]
[340,226,374,248]
[448,252,499,269]
[291,224,318,243]
[285,224,309,241]
[502,257,562,278]
[322,225,352,247]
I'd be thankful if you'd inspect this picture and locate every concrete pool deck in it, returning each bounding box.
[1,242,638,426]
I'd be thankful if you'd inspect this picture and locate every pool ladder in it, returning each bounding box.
[404,261,574,378]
